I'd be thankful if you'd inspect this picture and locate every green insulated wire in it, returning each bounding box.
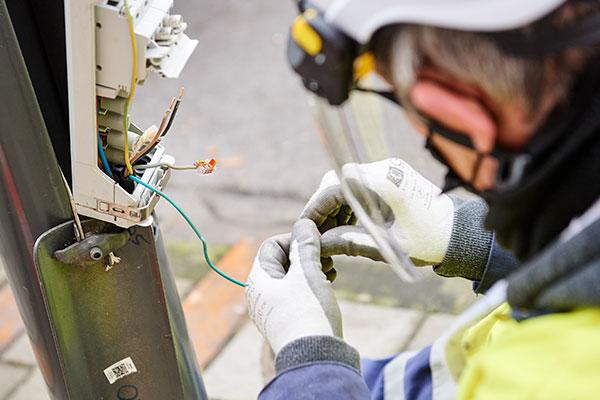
[129,175,248,287]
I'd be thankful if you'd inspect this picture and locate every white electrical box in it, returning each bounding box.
[64,0,198,228]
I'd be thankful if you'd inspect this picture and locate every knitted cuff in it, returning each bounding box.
[275,336,361,374]
[433,196,493,281]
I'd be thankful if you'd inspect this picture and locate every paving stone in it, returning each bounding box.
[0,363,29,399]
[405,313,457,351]
[340,301,423,359]
[2,334,36,366]
[202,301,424,400]
[203,322,264,400]
[7,369,49,400]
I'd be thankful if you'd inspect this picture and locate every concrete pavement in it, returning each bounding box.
[133,0,446,244]
[130,0,475,318]
[202,302,456,400]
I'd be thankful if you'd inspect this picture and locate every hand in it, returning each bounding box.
[301,158,454,265]
[320,225,385,262]
[246,219,342,354]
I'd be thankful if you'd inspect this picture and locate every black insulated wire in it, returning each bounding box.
[160,98,181,137]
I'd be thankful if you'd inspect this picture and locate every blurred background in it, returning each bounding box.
[134,0,475,313]
[0,1,476,399]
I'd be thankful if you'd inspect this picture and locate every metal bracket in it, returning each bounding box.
[54,221,130,267]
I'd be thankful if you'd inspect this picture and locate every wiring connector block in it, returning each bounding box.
[64,0,198,228]
[95,0,198,98]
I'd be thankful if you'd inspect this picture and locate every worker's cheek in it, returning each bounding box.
[403,111,498,191]
[428,133,498,191]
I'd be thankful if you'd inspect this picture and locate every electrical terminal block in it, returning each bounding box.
[94,144,173,224]
[65,0,198,228]
[95,0,198,98]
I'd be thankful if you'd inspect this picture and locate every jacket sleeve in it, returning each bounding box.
[433,196,521,294]
[259,336,371,400]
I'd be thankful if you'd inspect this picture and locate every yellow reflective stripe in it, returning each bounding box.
[354,52,376,81]
[291,14,322,56]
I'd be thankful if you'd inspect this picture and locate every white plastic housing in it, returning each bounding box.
[64,0,197,227]
[95,0,198,98]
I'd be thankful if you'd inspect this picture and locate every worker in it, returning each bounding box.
[246,0,600,398]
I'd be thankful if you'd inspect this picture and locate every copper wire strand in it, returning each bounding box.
[129,89,184,165]
[134,159,216,174]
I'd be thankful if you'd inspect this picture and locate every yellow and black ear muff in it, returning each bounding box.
[287,7,358,105]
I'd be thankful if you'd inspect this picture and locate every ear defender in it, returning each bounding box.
[287,8,357,105]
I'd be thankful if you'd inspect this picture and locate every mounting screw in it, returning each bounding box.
[90,247,104,261]
[308,80,320,92]
[315,54,326,65]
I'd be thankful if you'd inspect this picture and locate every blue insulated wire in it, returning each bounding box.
[98,134,113,178]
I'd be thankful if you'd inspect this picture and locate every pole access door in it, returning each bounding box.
[0,1,208,398]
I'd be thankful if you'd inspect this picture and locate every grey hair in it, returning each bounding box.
[386,25,572,118]
[372,1,600,118]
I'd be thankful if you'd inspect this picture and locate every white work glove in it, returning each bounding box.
[246,219,342,354]
[301,158,454,265]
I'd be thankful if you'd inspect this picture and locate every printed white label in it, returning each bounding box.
[103,357,138,384]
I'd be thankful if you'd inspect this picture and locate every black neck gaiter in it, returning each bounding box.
[482,65,600,261]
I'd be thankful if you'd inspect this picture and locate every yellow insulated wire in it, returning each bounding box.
[123,0,137,176]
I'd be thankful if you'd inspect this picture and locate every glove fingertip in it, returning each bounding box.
[292,218,320,241]
[325,268,337,283]
[289,219,323,274]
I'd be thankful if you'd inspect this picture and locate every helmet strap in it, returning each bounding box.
[424,125,484,194]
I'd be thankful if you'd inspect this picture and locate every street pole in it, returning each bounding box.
[0,2,208,398]
[0,1,72,397]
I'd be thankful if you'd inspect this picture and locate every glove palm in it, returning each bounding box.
[302,159,454,265]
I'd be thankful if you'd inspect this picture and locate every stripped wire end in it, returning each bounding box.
[194,158,217,175]
[133,158,216,173]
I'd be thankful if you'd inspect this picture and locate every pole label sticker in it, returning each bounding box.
[104,356,138,384]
